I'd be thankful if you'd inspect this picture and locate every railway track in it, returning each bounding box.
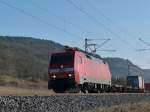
[38,93,150,96]
[0,92,150,111]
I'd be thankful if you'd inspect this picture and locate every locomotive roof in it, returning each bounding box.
[64,46,106,63]
[65,46,102,57]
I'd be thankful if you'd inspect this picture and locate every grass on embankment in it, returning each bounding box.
[0,75,55,95]
[83,102,150,112]
[0,86,54,96]
[0,75,47,88]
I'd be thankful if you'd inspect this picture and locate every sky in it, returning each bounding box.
[0,0,150,69]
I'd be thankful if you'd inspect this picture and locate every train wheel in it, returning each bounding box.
[83,90,88,94]
[98,90,101,93]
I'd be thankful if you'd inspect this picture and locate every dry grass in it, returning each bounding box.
[0,75,55,96]
[0,86,54,96]
[0,75,47,89]
[84,102,150,112]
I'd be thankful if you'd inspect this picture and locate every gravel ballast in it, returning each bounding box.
[0,93,150,112]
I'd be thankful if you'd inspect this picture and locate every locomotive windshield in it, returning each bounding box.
[50,53,74,65]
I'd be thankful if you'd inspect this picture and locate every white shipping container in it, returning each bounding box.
[138,76,144,89]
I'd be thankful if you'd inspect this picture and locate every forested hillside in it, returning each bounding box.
[105,58,142,78]
[0,36,64,83]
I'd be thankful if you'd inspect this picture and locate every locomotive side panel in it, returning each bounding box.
[79,53,111,85]
[99,63,112,85]
[84,56,99,83]
[73,51,111,86]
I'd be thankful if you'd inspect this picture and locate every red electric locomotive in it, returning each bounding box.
[48,47,112,93]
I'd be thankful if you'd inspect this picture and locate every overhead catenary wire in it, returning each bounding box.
[96,39,110,49]
[136,48,150,52]
[85,0,150,68]
[86,0,148,52]
[65,0,136,50]
[85,0,112,23]
[0,0,83,40]
[85,38,111,41]
[86,0,146,59]
[28,0,92,36]
[137,38,150,51]
[97,49,116,52]
[139,38,150,47]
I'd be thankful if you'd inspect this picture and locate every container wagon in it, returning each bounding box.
[127,75,145,92]
[144,83,150,92]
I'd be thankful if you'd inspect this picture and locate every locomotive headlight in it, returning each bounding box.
[52,75,56,78]
[68,74,72,77]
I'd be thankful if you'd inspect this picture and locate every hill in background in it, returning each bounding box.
[105,58,143,78]
[0,36,64,87]
[0,36,149,87]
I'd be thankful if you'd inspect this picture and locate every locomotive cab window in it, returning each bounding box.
[50,53,74,65]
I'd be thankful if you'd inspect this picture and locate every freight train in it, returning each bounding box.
[48,47,145,93]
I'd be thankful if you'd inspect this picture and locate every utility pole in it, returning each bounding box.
[85,38,88,52]
[127,59,130,76]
